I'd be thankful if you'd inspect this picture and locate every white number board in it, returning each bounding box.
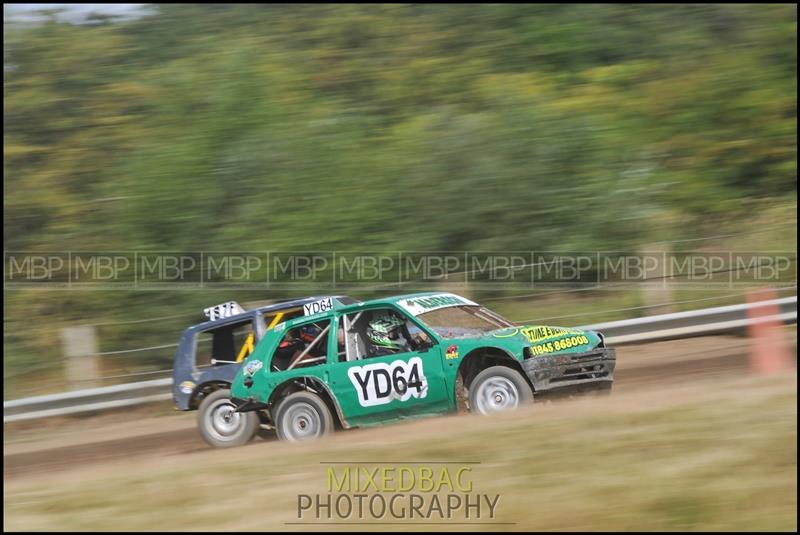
[303,298,333,316]
[204,301,245,321]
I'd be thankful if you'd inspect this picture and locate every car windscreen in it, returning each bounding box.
[416,305,513,338]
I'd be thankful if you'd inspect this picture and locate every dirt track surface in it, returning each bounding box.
[3,334,795,480]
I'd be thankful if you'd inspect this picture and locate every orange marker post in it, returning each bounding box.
[746,288,793,374]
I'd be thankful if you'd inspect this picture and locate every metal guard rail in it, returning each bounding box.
[4,296,796,423]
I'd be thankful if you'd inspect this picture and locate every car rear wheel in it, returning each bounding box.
[469,366,533,415]
[198,389,259,448]
[274,392,333,442]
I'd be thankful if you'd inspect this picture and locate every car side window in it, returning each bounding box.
[270,319,330,371]
[342,308,426,361]
[262,308,305,332]
[195,319,255,368]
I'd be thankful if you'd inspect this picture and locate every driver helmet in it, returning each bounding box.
[299,323,323,343]
[366,313,406,351]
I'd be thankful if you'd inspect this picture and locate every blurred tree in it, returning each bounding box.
[3,4,797,394]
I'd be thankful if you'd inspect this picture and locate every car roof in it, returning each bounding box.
[193,292,477,331]
[276,291,470,323]
[337,291,475,313]
[188,295,358,331]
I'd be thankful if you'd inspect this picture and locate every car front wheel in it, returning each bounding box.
[469,366,533,415]
[197,388,259,448]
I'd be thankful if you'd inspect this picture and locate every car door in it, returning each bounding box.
[329,306,449,427]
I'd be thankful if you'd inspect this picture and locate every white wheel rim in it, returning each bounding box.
[475,377,520,414]
[207,399,246,441]
[281,402,322,441]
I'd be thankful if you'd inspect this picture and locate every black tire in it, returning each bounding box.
[197,389,259,448]
[468,365,533,415]
[274,391,334,442]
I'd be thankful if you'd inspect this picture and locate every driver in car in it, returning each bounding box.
[274,323,327,370]
[365,313,430,356]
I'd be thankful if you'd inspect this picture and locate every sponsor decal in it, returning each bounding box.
[520,326,582,344]
[347,357,428,407]
[204,301,245,321]
[398,293,478,316]
[494,325,584,344]
[244,359,263,376]
[179,380,196,394]
[445,344,459,360]
[304,297,333,316]
[530,335,590,355]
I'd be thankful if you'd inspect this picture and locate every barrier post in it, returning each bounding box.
[62,325,102,389]
[746,288,792,374]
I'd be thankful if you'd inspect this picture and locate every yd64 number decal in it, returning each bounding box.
[347,357,428,407]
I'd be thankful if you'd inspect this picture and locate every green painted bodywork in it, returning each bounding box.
[230,292,603,428]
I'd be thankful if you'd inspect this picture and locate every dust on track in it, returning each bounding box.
[3,334,794,480]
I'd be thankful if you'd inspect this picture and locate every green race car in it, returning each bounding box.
[225,292,616,445]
